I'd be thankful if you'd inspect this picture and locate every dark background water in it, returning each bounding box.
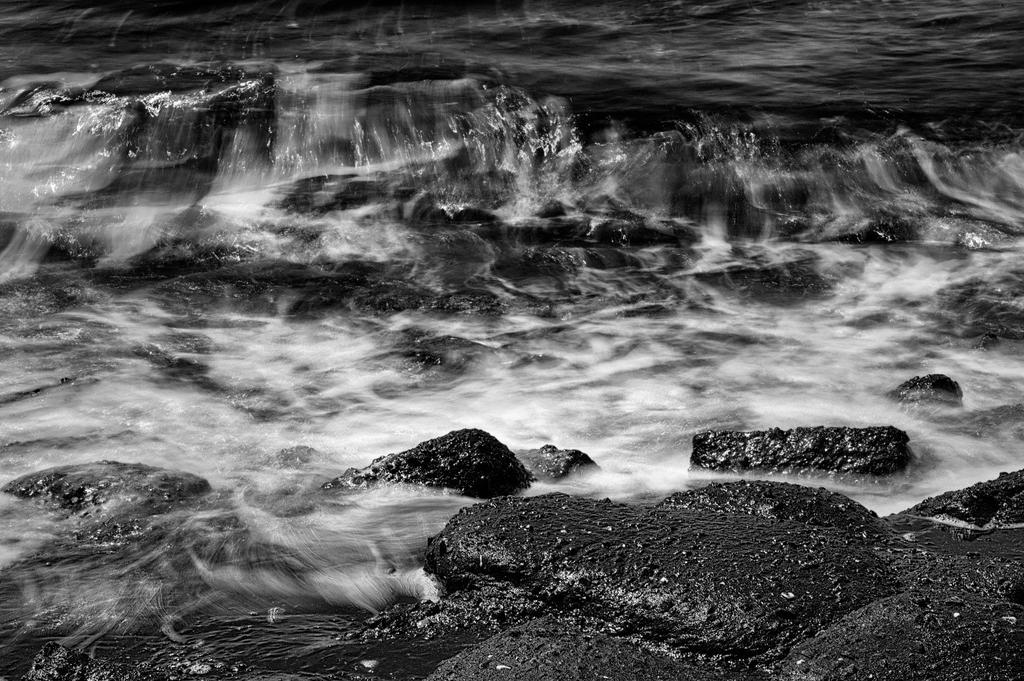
[2,0,1022,139]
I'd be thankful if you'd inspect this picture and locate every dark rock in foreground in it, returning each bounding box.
[780,590,1024,681]
[1,461,211,517]
[423,493,898,660]
[690,426,911,475]
[425,618,751,681]
[516,444,599,481]
[658,480,889,540]
[888,374,963,407]
[22,642,167,681]
[901,468,1024,528]
[322,429,534,498]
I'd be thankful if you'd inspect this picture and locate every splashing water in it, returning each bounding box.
[1,0,1024,675]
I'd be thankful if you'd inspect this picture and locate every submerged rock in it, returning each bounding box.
[900,468,1024,528]
[693,248,836,305]
[779,590,1024,681]
[423,493,898,660]
[948,403,1024,439]
[425,618,751,681]
[322,429,534,498]
[153,260,420,317]
[388,331,493,377]
[22,642,167,681]
[690,426,912,475]
[658,480,889,540]
[888,374,963,407]
[1,461,211,517]
[277,173,395,215]
[936,271,1024,340]
[516,444,599,481]
[19,641,352,681]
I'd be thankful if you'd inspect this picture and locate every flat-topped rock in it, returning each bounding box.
[658,480,889,540]
[690,426,911,475]
[900,468,1024,528]
[1,461,211,517]
[322,429,533,498]
[423,493,899,660]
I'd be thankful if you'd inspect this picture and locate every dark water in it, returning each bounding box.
[1,0,1023,676]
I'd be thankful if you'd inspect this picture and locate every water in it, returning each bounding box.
[1,0,1023,675]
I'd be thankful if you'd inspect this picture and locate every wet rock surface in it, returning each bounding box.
[690,426,912,475]
[693,248,836,304]
[900,468,1024,528]
[936,270,1024,341]
[1,461,211,517]
[422,493,899,661]
[888,373,964,407]
[322,429,534,498]
[19,640,359,681]
[386,331,494,378]
[779,590,1024,681]
[658,480,889,540]
[947,403,1024,439]
[883,522,1024,605]
[516,444,599,481]
[22,642,168,681]
[425,618,753,681]
[151,260,429,317]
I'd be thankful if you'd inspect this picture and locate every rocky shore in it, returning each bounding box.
[4,401,1023,681]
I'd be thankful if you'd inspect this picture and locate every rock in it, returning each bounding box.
[153,260,436,317]
[388,331,493,376]
[322,429,534,498]
[272,445,320,467]
[404,194,499,226]
[152,260,370,315]
[658,480,889,540]
[277,173,393,215]
[89,62,270,97]
[888,374,963,407]
[516,444,599,481]
[428,290,506,316]
[22,642,168,681]
[535,200,568,219]
[900,468,1024,528]
[132,343,222,393]
[690,426,912,476]
[425,618,751,681]
[0,377,82,407]
[883,520,1024,604]
[1,461,211,517]
[779,590,1024,681]
[47,64,277,209]
[423,493,898,660]
[936,270,1024,340]
[693,248,835,305]
[18,641,356,681]
[492,247,586,282]
[833,212,920,244]
[947,403,1024,439]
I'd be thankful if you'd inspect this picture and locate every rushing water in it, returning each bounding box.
[0,0,1023,675]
